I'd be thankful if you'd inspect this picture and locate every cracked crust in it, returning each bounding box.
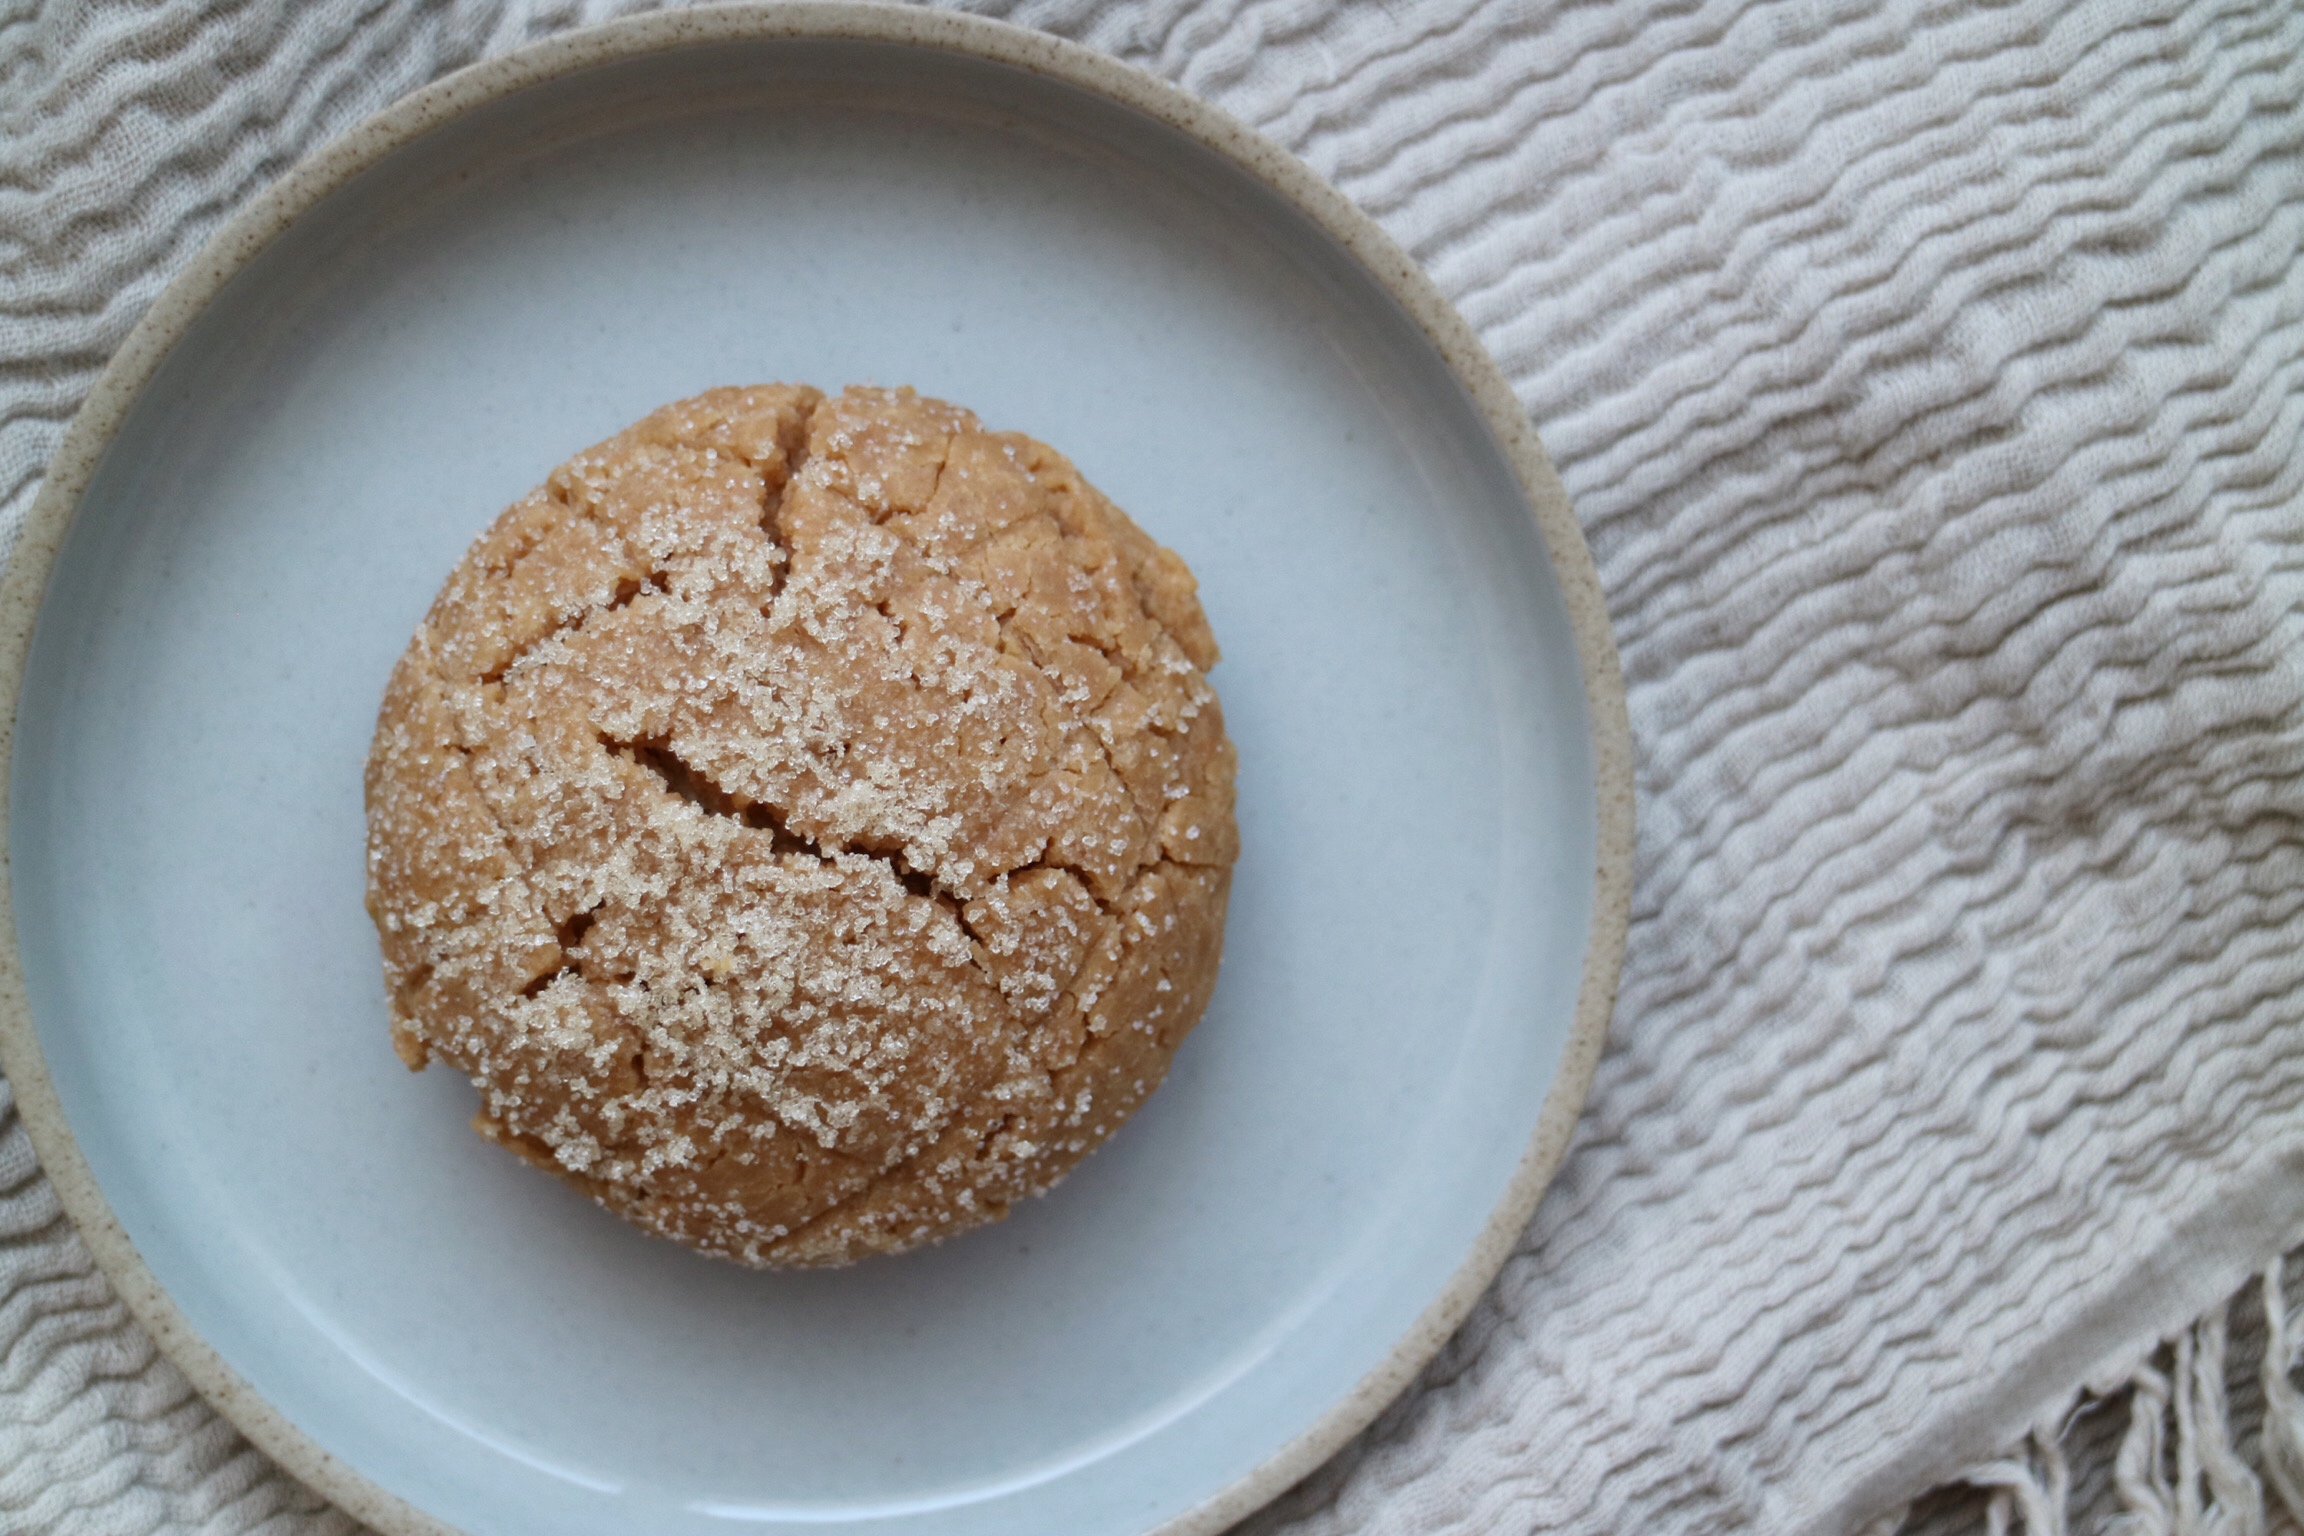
[363,384,1237,1267]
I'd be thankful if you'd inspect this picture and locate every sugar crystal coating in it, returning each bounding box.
[363,384,1237,1266]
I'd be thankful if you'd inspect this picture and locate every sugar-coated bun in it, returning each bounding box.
[364,384,1236,1267]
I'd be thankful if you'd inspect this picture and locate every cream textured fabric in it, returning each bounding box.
[7,1,2304,1533]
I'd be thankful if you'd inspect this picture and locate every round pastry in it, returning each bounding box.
[363,384,1237,1267]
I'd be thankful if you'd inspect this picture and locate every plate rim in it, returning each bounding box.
[0,6,1634,1534]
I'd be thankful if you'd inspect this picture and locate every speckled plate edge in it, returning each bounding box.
[0,6,1633,1533]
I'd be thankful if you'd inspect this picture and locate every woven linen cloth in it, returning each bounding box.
[8,1,2304,1533]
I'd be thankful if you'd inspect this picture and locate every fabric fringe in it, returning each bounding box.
[1907,1265,2304,1536]
[2262,1264,2304,1525]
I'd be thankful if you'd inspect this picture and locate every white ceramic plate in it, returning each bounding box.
[0,9,1629,1536]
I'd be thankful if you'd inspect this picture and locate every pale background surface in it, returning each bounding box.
[6,1,2304,1533]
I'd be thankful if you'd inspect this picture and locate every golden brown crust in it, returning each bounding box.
[363,385,1237,1266]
